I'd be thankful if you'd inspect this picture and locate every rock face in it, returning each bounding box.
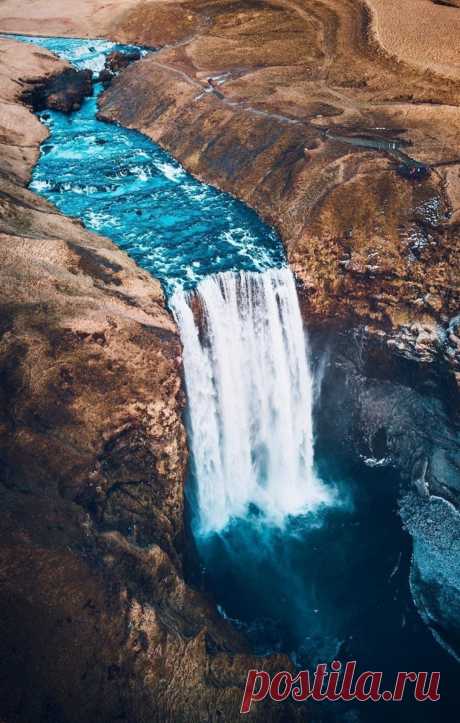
[97,67,114,87]
[0,39,300,723]
[2,4,459,372]
[94,2,460,654]
[106,48,141,72]
[97,49,142,88]
[23,67,93,113]
[401,492,460,661]
[310,326,460,657]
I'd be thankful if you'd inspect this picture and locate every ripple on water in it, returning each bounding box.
[12,34,284,295]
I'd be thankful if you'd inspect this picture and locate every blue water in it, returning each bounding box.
[12,35,458,723]
[13,35,283,295]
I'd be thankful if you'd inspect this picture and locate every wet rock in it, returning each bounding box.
[97,50,142,88]
[400,493,460,659]
[0,37,303,723]
[312,328,459,495]
[311,326,460,658]
[97,67,113,87]
[23,67,93,113]
[105,49,141,73]
[396,163,431,181]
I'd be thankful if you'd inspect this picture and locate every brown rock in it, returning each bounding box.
[97,67,114,87]
[0,38,300,723]
[23,67,93,113]
[105,48,141,72]
[0,0,459,717]
[1,2,459,371]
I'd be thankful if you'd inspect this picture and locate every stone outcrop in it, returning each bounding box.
[401,491,460,662]
[97,48,142,88]
[106,48,141,72]
[96,7,460,651]
[97,67,114,87]
[23,67,93,113]
[0,38,300,723]
[2,3,459,378]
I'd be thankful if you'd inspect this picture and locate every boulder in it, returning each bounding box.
[97,67,114,87]
[105,49,141,73]
[23,67,93,113]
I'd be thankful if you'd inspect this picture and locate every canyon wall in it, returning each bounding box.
[0,38,298,723]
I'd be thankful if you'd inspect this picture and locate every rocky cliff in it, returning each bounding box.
[0,38,298,723]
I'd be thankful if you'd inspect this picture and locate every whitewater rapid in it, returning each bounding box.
[171,267,332,534]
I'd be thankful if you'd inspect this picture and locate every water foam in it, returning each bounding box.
[171,267,332,534]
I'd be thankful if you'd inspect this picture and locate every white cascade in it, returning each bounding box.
[170,267,331,534]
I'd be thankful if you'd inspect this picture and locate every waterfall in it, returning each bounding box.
[171,267,331,534]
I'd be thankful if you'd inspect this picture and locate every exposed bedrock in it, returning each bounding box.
[401,492,460,663]
[98,49,143,88]
[0,39,300,723]
[106,48,142,72]
[22,67,93,113]
[311,325,460,658]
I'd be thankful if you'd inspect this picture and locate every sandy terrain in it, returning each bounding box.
[0,0,139,37]
[366,0,460,80]
[0,0,198,43]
